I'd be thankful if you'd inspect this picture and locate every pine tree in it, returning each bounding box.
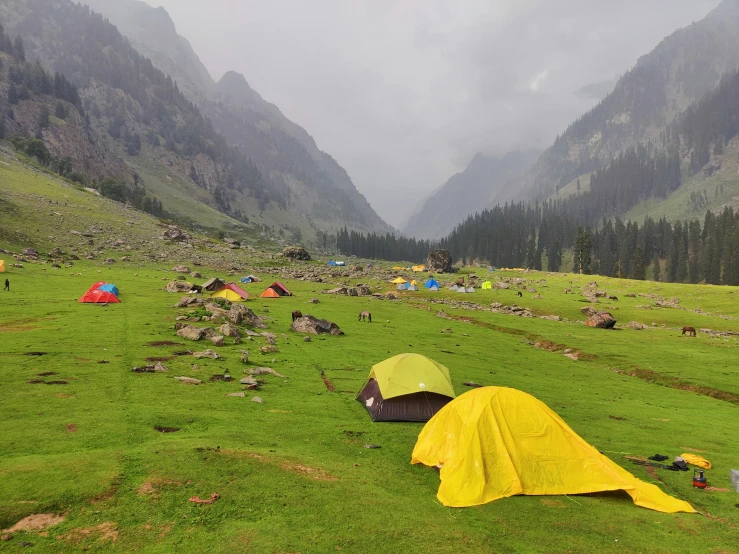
[7,83,18,105]
[55,101,67,120]
[13,37,25,62]
[651,255,661,281]
[631,247,646,280]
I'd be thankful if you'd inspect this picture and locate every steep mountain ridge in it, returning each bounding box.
[497,0,739,207]
[82,0,392,235]
[403,151,539,239]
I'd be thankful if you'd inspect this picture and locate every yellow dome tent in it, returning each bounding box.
[410,280,418,286]
[412,265,425,272]
[357,354,456,421]
[0,260,5,273]
[411,387,695,514]
[391,277,408,284]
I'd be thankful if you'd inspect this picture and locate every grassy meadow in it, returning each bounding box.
[1,258,739,552]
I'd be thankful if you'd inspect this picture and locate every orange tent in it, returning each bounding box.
[260,288,280,298]
[79,289,120,303]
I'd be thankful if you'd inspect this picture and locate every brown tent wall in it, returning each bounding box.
[356,378,452,422]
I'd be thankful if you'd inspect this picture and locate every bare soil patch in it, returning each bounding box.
[66,423,77,432]
[3,514,65,533]
[154,426,180,433]
[58,522,118,544]
[137,478,186,497]
[145,356,174,362]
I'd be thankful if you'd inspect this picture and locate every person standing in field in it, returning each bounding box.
[4,279,9,291]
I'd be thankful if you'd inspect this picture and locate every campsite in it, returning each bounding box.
[2,248,739,551]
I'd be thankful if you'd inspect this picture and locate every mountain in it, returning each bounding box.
[82,0,392,236]
[0,0,391,242]
[497,0,739,207]
[403,151,539,239]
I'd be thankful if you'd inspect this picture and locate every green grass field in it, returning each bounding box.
[1,259,738,552]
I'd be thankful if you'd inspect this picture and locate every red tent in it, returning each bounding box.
[79,289,120,303]
[267,282,291,296]
[224,283,249,299]
[88,281,107,292]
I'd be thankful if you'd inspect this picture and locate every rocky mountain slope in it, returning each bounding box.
[499,0,739,206]
[403,151,539,240]
[82,0,392,235]
[0,0,391,241]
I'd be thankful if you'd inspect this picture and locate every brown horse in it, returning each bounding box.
[358,311,372,323]
[291,310,303,322]
[682,326,697,337]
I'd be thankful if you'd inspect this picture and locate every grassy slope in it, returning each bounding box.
[1,164,739,552]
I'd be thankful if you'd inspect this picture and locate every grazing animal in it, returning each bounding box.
[359,310,372,323]
[682,326,697,337]
[608,295,618,301]
[517,291,523,298]
[291,310,303,322]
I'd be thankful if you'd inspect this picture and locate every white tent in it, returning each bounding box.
[449,285,459,291]
[429,286,439,291]
[456,287,467,293]
[466,287,475,293]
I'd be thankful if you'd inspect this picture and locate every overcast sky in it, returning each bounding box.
[147,0,718,228]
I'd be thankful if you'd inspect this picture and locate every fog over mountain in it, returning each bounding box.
[129,1,715,227]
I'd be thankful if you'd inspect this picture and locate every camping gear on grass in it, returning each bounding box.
[681,453,712,470]
[202,277,226,292]
[356,353,455,422]
[481,280,492,290]
[411,387,695,513]
[79,289,120,303]
[211,283,249,302]
[731,470,739,493]
[693,470,707,489]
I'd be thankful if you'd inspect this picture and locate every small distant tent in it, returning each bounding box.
[408,285,419,291]
[336,261,346,267]
[212,283,248,302]
[397,283,410,291]
[410,280,418,286]
[466,287,475,293]
[260,282,291,298]
[202,277,226,292]
[412,265,425,272]
[481,281,492,290]
[357,354,456,422]
[411,387,696,513]
[449,285,458,291]
[0,260,5,272]
[79,289,120,304]
[429,285,439,291]
[97,283,120,296]
[456,287,466,293]
[391,277,407,284]
[425,278,440,289]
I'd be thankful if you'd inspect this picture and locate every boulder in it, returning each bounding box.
[103,258,116,265]
[327,287,348,295]
[219,323,241,338]
[348,288,358,297]
[174,376,201,385]
[173,265,191,273]
[283,246,311,261]
[259,345,280,354]
[176,325,205,341]
[240,376,259,386]
[627,321,647,330]
[166,281,193,293]
[290,315,343,336]
[193,349,220,359]
[426,249,453,273]
[585,311,617,329]
[252,396,263,404]
[261,332,277,345]
[163,226,189,241]
[23,248,39,260]
[210,335,225,347]
[174,297,202,308]
[357,286,371,296]
[190,271,202,279]
[493,281,510,290]
[580,306,599,317]
[229,304,267,328]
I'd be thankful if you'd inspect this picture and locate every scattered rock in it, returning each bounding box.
[585,311,617,329]
[248,367,285,378]
[240,351,249,363]
[290,315,343,336]
[240,376,259,386]
[210,335,225,347]
[229,304,267,328]
[252,396,263,404]
[176,325,205,341]
[226,392,245,397]
[193,349,220,359]
[166,281,193,293]
[426,249,453,273]
[283,246,311,261]
[627,321,647,330]
[219,323,241,338]
[174,376,202,384]
[564,353,579,361]
[259,345,279,354]
[103,258,116,264]
[309,298,320,304]
[173,265,191,273]
[303,336,311,342]
[261,332,277,344]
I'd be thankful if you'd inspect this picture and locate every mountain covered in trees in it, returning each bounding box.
[0,0,391,238]
[403,150,539,240]
[497,0,739,206]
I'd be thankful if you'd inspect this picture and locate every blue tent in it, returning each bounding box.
[328,261,337,266]
[424,278,440,289]
[240,277,252,283]
[397,283,410,290]
[98,283,119,296]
